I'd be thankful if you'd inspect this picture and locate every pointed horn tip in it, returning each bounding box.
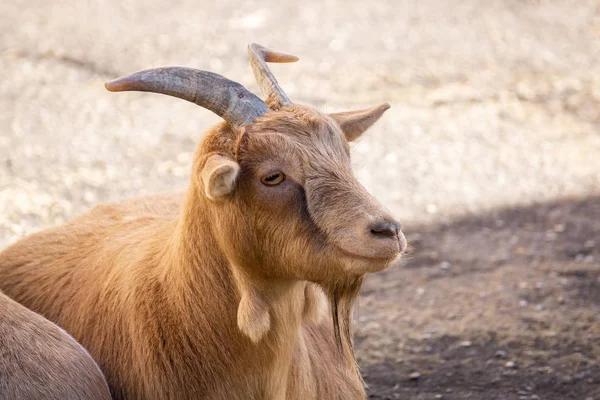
[104,79,123,92]
[377,102,391,113]
[279,54,299,63]
[271,54,299,63]
[248,43,299,63]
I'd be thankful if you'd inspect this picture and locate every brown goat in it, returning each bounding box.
[0,290,111,399]
[0,44,406,399]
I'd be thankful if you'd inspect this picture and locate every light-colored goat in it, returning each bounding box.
[0,44,406,399]
[0,290,111,399]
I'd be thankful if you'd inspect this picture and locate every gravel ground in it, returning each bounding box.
[1,1,600,398]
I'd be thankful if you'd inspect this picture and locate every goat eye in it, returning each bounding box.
[261,171,285,186]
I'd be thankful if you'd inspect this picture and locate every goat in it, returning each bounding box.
[0,43,407,399]
[0,290,111,399]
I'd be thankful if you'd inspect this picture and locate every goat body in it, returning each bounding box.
[0,44,406,399]
[0,184,363,399]
[0,289,111,400]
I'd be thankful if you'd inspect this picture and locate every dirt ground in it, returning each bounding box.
[358,196,600,399]
[1,0,599,399]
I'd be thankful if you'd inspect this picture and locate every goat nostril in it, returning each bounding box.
[370,221,400,238]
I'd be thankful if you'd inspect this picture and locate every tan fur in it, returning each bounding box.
[0,290,111,400]
[0,103,405,399]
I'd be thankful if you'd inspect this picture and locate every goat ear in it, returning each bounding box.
[200,154,240,200]
[329,103,390,142]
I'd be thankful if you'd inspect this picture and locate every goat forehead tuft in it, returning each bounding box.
[246,125,348,163]
[219,104,351,166]
[249,105,329,135]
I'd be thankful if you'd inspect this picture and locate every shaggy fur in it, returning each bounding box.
[0,290,111,400]
[0,103,405,399]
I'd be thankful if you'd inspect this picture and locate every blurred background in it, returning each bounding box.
[1,0,599,398]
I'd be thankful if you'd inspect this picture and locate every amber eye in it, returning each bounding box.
[261,171,285,186]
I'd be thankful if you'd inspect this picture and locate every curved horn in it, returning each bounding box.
[105,67,269,126]
[248,43,298,109]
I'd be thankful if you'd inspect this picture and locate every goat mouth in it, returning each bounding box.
[336,246,402,264]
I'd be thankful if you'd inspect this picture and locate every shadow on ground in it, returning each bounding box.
[357,195,600,400]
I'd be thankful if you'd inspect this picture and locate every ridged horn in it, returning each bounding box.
[248,43,298,109]
[105,67,269,126]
